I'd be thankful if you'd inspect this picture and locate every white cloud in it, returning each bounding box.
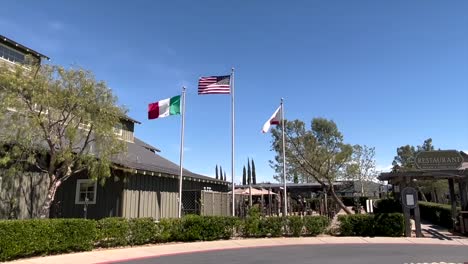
[376,164,393,172]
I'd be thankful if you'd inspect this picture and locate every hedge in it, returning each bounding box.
[338,213,404,237]
[418,202,458,228]
[0,219,97,261]
[0,215,329,261]
[373,199,402,214]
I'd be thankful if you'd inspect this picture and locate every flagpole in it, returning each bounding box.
[177,87,186,218]
[231,67,236,216]
[281,98,287,216]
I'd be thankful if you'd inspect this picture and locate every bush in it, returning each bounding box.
[374,213,404,237]
[96,217,130,248]
[169,215,239,242]
[287,216,304,236]
[373,199,402,213]
[303,216,329,236]
[338,214,375,236]
[0,219,97,261]
[155,218,180,243]
[339,213,404,237]
[259,217,284,237]
[129,218,157,245]
[419,202,457,228]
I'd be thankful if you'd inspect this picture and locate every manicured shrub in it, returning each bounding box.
[419,202,457,228]
[287,216,304,236]
[374,213,404,237]
[155,218,180,243]
[303,216,329,236]
[339,213,405,237]
[96,217,130,247]
[259,217,284,237]
[0,219,97,261]
[128,218,157,245]
[338,214,375,236]
[373,199,402,213]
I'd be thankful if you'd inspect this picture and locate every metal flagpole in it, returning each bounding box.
[231,68,236,216]
[177,87,186,218]
[281,98,287,216]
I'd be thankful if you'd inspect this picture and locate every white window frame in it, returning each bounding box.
[75,179,97,205]
[113,123,123,136]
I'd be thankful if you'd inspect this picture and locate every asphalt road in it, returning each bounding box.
[113,244,468,264]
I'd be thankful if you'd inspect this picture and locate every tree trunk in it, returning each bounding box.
[329,186,353,214]
[39,179,61,218]
[417,186,428,202]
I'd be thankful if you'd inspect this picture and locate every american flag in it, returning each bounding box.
[198,75,231,95]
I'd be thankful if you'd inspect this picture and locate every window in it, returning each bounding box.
[75,179,97,204]
[113,123,123,136]
[0,43,25,64]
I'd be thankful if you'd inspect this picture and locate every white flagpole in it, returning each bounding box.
[231,68,236,216]
[281,98,287,216]
[177,87,186,218]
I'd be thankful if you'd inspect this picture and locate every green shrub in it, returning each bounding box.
[374,213,404,237]
[155,218,180,243]
[419,202,457,228]
[338,214,375,236]
[287,216,304,236]
[339,213,405,237]
[0,219,97,261]
[373,199,402,213]
[97,217,130,248]
[168,215,239,242]
[259,217,284,237]
[303,216,329,236]
[128,218,156,245]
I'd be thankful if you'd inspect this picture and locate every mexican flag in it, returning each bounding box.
[148,95,181,120]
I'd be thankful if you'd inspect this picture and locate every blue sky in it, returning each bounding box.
[3,1,468,183]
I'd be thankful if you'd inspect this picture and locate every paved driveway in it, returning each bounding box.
[113,244,468,264]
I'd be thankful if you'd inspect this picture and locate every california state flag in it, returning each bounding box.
[148,95,181,120]
[261,106,281,133]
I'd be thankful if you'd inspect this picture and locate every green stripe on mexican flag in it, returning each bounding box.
[148,95,181,119]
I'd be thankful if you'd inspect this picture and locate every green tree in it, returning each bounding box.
[344,145,377,196]
[251,159,257,185]
[224,171,227,182]
[270,118,353,214]
[215,165,219,180]
[219,166,223,181]
[247,158,251,185]
[0,63,126,218]
[392,138,446,202]
[242,166,247,185]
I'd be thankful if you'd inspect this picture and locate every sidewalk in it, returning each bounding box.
[6,236,468,264]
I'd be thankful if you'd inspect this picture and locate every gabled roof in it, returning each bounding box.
[0,34,50,60]
[112,137,226,185]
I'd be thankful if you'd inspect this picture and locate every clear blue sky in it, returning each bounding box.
[3,1,468,183]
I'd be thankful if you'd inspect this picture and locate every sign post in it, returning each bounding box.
[401,187,422,237]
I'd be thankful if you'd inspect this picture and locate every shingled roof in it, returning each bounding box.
[112,137,227,185]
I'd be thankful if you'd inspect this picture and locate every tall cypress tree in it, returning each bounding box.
[215,165,219,180]
[242,166,247,185]
[247,158,251,185]
[224,171,227,181]
[251,159,257,184]
[219,166,223,181]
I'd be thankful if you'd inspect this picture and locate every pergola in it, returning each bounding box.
[378,151,468,235]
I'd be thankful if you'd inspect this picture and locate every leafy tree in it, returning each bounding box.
[0,63,126,218]
[344,145,377,196]
[247,158,251,185]
[242,166,247,185]
[251,159,257,185]
[215,165,219,180]
[270,118,353,214]
[392,138,446,202]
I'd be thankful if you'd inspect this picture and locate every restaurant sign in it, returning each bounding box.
[415,150,463,170]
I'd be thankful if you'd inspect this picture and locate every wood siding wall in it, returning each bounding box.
[122,174,229,219]
[51,172,124,219]
[0,171,49,219]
